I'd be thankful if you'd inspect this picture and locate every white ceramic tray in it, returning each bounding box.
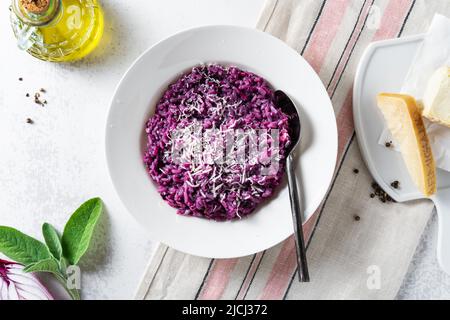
[353,34,450,274]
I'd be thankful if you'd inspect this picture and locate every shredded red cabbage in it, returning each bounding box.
[144,64,290,221]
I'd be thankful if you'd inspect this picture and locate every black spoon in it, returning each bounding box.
[274,90,310,282]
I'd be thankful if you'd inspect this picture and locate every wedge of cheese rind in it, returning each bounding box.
[422,66,450,127]
[377,93,436,196]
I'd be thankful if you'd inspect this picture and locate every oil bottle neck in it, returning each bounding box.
[12,0,62,27]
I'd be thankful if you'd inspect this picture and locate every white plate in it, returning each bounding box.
[105,26,337,258]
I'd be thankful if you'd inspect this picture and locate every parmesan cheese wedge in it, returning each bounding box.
[422,66,450,127]
[376,93,436,196]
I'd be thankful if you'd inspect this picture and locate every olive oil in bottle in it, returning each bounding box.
[10,0,104,62]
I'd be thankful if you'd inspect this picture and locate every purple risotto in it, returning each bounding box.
[144,64,290,221]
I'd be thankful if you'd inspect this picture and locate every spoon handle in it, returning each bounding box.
[286,153,310,282]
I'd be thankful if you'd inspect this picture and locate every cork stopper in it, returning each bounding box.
[20,0,49,14]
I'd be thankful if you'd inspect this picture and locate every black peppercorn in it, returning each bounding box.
[391,180,400,189]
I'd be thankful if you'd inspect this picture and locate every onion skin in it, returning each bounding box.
[0,259,54,300]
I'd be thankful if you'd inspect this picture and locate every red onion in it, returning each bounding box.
[0,259,54,300]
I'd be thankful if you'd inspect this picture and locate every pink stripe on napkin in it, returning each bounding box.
[197,259,238,300]
[303,0,352,73]
[373,0,414,40]
[258,217,317,300]
[327,0,374,95]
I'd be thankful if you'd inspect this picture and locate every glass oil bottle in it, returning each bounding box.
[10,0,104,62]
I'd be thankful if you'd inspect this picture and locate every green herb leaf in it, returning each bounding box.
[61,197,103,265]
[0,226,50,265]
[59,256,68,274]
[42,223,62,260]
[24,258,60,275]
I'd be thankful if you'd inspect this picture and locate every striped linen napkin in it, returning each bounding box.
[135,0,450,300]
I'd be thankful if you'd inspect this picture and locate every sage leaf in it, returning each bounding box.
[24,258,60,275]
[42,223,62,260]
[61,197,103,265]
[0,226,50,265]
[59,256,68,274]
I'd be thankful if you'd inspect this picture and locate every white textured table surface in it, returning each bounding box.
[0,0,447,300]
[397,212,450,299]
